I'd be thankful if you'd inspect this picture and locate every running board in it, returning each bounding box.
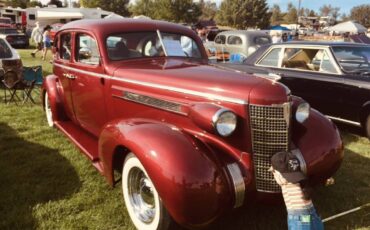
[54,121,104,174]
[326,116,361,127]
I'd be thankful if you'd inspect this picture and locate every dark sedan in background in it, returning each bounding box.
[0,27,29,48]
[220,42,370,138]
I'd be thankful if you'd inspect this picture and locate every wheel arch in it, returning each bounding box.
[98,119,233,227]
[42,74,67,122]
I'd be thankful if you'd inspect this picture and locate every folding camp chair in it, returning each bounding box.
[23,65,43,99]
[2,69,36,105]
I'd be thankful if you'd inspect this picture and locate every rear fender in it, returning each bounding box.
[99,119,233,227]
[42,75,67,122]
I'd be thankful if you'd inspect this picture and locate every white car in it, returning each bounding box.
[0,36,22,79]
[298,28,315,36]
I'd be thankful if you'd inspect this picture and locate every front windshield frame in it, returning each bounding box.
[331,45,370,73]
[105,30,203,61]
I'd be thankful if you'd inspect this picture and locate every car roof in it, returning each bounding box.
[60,19,196,38]
[269,41,369,47]
[218,30,269,36]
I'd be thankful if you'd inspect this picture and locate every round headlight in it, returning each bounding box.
[296,102,310,123]
[212,109,237,137]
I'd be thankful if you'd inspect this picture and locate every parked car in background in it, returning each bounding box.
[0,27,29,48]
[0,17,13,28]
[0,36,22,81]
[298,27,315,36]
[220,42,370,138]
[50,23,64,43]
[205,30,271,62]
[44,19,343,230]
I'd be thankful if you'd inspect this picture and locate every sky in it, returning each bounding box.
[39,0,369,15]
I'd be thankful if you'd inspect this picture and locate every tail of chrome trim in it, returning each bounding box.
[291,149,307,175]
[226,163,245,208]
[326,116,361,127]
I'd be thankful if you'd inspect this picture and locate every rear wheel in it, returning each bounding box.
[122,153,173,230]
[44,92,54,127]
[365,114,370,139]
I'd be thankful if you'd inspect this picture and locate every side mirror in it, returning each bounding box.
[79,47,92,60]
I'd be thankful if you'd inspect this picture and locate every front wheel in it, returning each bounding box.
[44,92,54,127]
[122,153,173,230]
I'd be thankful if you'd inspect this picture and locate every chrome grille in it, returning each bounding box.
[250,103,290,193]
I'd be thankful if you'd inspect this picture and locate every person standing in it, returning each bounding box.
[270,151,324,230]
[41,25,52,61]
[30,22,43,58]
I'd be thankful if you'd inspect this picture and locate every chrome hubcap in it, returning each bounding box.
[128,167,156,223]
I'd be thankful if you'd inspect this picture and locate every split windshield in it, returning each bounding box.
[332,46,370,72]
[106,31,202,60]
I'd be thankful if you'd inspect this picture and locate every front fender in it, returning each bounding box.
[99,119,232,227]
[292,108,344,182]
[42,75,67,122]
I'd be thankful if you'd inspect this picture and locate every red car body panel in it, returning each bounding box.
[43,19,344,228]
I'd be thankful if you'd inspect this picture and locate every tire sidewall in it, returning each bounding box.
[44,92,54,127]
[122,153,162,230]
[366,114,370,139]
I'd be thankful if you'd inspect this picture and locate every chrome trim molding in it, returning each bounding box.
[54,63,248,105]
[115,91,187,115]
[326,115,361,127]
[291,149,307,175]
[226,163,245,208]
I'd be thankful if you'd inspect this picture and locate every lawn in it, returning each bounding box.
[0,49,369,230]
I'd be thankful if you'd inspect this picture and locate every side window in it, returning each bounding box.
[214,35,226,44]
[60,33,72,61]
[76,34,100,65]
[315,50,337,73]
[227,36,242,45]
[258,48,282,67]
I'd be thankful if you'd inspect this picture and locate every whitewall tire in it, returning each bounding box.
[365,114,370,139]
[44,92,54,127]
[122,153,172,230]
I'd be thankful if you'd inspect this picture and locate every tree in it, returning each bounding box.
[153,0,201,23]
[350,4,370,27]
[129,0,155,18]
[283,2,297,24]
[80,0,131,16]
[216,0,270,29]
[27,1,42,7]
[319,4,333,16]
[6,0,29,8]
[331,7,340,21]
[200,1,218,20]
[270,4,283,25]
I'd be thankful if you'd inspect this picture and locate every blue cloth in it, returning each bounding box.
[287,206,324,230]
[44,41,51,48]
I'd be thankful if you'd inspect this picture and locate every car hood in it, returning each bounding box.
[112,58,289,105]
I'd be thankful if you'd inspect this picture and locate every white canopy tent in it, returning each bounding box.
[328,21,367,34]
[104,13,124,19]
[37,11,83,20]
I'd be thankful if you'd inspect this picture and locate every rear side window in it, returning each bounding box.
[254,36,271,45]
[227,36,242,45]
[0,39,12,58]
[214,35,226,44]
[60,33,72,61]
[258,48,282,67]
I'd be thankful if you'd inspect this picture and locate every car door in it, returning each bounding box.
[69,32,108,138]
[54,32,77,123]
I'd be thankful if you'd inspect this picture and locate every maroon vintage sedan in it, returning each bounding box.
[43,19,343,230]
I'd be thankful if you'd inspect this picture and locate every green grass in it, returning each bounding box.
[0,49,369,229]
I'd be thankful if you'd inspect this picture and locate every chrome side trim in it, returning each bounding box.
[291,149,307,175]
[326,115,361,127]
[114,91,187,115]
[54,63,248,105]
[226,163,245,208]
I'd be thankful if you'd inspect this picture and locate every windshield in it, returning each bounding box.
[106,31,202,61]
[0,39,13,58]
[332,46,370,72]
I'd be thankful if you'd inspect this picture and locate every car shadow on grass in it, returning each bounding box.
[0,122,81,229]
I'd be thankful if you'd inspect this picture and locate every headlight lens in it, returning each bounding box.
[296,102,310,123]
[213,109,237,137]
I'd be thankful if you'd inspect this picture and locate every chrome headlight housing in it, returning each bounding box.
[212,109,237,137]
[296,102,310,123]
